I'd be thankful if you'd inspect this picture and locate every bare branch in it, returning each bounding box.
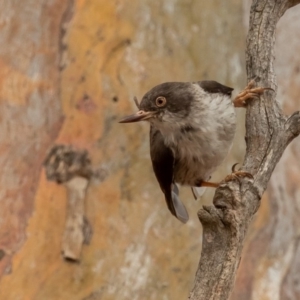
[285,111,300,141]
[189,1,300,299]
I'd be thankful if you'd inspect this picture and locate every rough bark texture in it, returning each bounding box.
[232,3,300,299]
[189,1,300,299]
[0,1,246,299]
[0,0,67,277]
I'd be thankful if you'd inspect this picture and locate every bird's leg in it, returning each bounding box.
[195,164,253,188]
[195,180,219,188]
[233,79,273,107]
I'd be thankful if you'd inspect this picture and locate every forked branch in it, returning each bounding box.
[189,1,300,299]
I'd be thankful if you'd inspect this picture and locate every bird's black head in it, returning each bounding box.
[119,82,194,125]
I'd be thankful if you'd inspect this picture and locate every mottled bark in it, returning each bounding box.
[0,2,247,299]
[1,1,299,299]
[44,145,93,261]
[189,1,300,299]
[0,0,68,276]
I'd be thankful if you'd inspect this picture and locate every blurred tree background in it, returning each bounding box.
[0,0,299,299]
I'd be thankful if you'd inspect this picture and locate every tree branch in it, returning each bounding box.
[189,1,300,299]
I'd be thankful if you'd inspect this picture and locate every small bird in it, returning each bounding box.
[120,80,268,223]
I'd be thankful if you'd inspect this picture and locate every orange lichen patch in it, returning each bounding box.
[86,172,123,247]
[0,59,44,106]
[57,1,134,147]
[0,167,126,299]
[75,0,86,10]
[0,173,67,300]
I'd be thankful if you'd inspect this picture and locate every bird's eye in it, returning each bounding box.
[155,96,167,107]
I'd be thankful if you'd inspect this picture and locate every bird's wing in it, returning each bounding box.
[150,126,189,223]
[196,80,234,96]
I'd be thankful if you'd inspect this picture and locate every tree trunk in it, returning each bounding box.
[0,1,300,299]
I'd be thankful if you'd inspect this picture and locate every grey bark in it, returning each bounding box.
[189,1,300,299]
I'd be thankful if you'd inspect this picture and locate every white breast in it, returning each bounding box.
[154,83,236,186]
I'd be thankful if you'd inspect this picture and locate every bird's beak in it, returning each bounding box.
[119,110,156,123]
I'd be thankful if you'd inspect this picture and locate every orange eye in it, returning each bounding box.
[155,96,167,107]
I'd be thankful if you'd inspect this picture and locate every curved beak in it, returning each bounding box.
[119,110,156,123]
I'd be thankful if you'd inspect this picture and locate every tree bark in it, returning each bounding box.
[0,1,248,299]
[189,1,300,299]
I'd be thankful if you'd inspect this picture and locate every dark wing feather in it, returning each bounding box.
[150,126,189,223]
[197,80,233,96]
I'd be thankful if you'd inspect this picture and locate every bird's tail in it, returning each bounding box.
[165,184,189,223]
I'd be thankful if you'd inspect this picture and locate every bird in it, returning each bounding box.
[119,80,269,223]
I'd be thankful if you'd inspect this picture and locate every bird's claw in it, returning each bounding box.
[222,163,253,184]
[233,79,273,107]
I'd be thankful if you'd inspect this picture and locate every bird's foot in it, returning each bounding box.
[233,79,273,107]
[222,163,253,183]
[195,164,253,189]
[222,171,253,183]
